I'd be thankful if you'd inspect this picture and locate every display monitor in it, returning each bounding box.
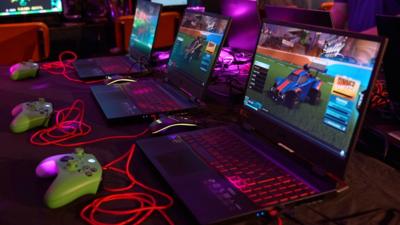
[0,0,62,16]
[129,0,162,60]
[151,0,187,6]
[244,21,382,158]
[168,11,230,86]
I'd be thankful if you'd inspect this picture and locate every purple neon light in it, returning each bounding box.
[186,6,205,12]
[36,160,57,177]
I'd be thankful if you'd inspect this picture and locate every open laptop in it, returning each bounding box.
[376,15,400,102]
[90,11,231,120]
[137,20,387,224]
[265,6,332,28]
[73,0,162,80]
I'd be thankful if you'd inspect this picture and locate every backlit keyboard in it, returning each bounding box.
[121,80,183,113]
[180,128,317,207]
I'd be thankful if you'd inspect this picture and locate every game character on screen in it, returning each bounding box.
[184,36,205,62]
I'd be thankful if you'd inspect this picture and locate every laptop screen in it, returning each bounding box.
[168,11,230,87]
[244,22,382,158]
[129,0,161,60]
[0,0,62,16]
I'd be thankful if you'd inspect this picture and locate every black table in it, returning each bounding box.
[1,65,399,225]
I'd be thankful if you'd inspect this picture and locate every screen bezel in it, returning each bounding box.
[242,19,387,179]
[0,0,63,17]
[129,0,162,62]
[265,6,333,28]
[167,10,232,100]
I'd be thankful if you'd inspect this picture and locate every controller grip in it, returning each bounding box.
[10,114,31,133]
[44,175,100,209]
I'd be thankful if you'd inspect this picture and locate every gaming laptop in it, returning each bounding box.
[137,20,387,225]
[73,0,162,80]
[376,15,400,102]
[265,6,333,28]
[90,11,231,120]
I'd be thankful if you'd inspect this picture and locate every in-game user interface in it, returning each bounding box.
[129,0,161,60]
[0,0,62,16]
[168,11,229,86]
[151,0,187,6]
[244,23,381,157]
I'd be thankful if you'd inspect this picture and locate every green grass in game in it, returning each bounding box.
[248,54,358,152]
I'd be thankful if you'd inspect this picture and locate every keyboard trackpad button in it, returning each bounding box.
[156,150,209,177]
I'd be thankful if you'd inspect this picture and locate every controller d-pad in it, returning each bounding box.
[60,156,74,162]
[85,171,93,177]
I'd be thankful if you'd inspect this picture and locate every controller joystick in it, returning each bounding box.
[9,61,39,80]
[10,98,53,133]
[36,148,102,208]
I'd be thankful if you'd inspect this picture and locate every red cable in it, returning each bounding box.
[40,51,104,84]
[80,144,175,225]
[277,217,283,225]
[30,99,149,147]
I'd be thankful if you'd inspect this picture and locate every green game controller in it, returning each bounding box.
[10,98,53,133]
[9,61,39,80]
[35,148,102,208]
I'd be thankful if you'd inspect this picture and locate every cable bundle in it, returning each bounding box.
[40,51,104,84]
[80,144,174,225]
[30,99,149,147]
[370,79,391,109]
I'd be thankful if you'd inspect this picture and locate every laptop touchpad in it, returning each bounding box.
[156,150,208,177]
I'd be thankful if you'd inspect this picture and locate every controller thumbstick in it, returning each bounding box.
[66,160,79,172]
[75,147,85,158]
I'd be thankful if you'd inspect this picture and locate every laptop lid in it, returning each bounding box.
[166,10,231,100]
[128,0,162,61]
[376,15,400,102]
[265,6,332,28]
[242,19,386,180]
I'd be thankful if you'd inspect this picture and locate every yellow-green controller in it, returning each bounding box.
[10,98,53,133]
[35,148,102,208]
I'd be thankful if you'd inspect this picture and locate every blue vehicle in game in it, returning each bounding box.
[269,65,323,108]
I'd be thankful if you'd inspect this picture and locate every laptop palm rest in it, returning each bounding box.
[138,137,256,225]
[91,85,141,119]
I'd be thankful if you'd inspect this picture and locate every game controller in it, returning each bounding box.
[36,148,102,208]
[10,98,53,133]
[9,61,39,80]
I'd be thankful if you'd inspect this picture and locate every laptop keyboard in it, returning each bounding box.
[96,56,139,75]
[120,80,183,113]
[179,128,317,208]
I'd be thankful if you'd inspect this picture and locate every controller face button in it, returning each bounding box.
[60,156,74,162]
[82,165,90,170]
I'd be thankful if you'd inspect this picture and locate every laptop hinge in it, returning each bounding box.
[326,172,349,193]
[179,87,199,103]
